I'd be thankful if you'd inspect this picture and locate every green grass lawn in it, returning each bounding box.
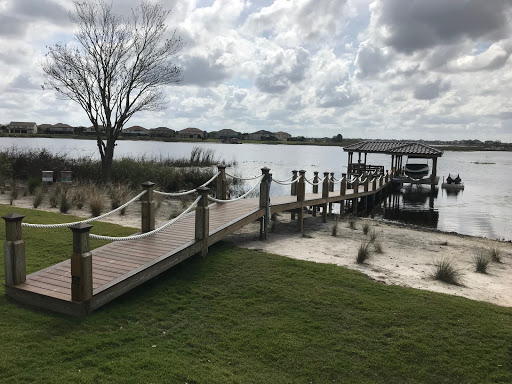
[1,205,512,383]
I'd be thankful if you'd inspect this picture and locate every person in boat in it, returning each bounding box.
[446,174,453,184]
[454,174,461,184]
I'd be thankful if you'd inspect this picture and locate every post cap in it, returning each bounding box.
[323,171,329,176]
[261,167,271,173]
[217,164,227,169]
[196,186,210,193]
[299,169,306,174]
[313,171,319,175]
[2,213,25,222]
[330,172,335,175]
[141,181,156,188]
[292,170,298,174]
[69,223,93,232]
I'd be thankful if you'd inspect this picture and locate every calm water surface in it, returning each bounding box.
[2,137,511,241]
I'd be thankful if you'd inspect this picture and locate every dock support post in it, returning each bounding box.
[297,170,306,233]
[340,174,346,216]
[216,165,227,200]
[3,213,26,286]
[291,170,298,220]
[141,181,155,233]
[328,172,335,217]
[259,167,272,240]
[312,171,319,217]
[70,223,93,302]
[195,187,210,257]
[353,178,359,216]
[321,172,329,223]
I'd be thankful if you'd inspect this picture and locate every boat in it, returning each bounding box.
[442,174,464,190]
[404,163,430,179]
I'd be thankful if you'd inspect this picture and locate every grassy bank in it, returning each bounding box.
[1,205,512,383]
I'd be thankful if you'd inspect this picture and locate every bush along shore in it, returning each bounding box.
[0,146,236,193]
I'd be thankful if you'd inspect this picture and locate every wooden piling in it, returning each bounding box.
[291,170,298,220]
[321,172,329,223]
[297,170,306,232]
[340,173,346,215]
[216,165,227,200]
[70,223,93,302]
[3,213,26,286]
[141,181,155,233]
[353,178,359,215]
[195,187,210,257]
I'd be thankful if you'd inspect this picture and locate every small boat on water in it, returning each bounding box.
[442,174,464,190]
[404,163,430,179]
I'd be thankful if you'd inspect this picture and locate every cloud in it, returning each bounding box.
[371,0,512,54]
[354,39,391,78]
[255,47,311,94]
[413,79,451,100]
[0,14,25,36]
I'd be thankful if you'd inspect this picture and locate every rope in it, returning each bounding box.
[305,177,326,186]
[89,196,202,241]
[225,172,261,181]
[154,172,220,197]
[273,177,300,185]
[22,190,147,228]
[272,175,294,183]
[208,176,263,203]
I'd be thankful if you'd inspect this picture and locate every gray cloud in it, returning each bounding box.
[255,47,310,94]
[179,55,229,86]
[374,0,512,53]
[0,14,25,36]
[355,40,390,78]
[11,0,69,23]
[413,79,451,100]
[316,80,360,108]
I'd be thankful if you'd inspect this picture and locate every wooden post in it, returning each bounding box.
[379,176,383,187]
[329,173,335,192]
[321,172,329,223]
[70,223,93,302]
[353,178,359,216]
[372,177,377,191]
[339,173,346,215]
[297,170,306,232]
[216,165,227,200]
[259,167,271,208]
[312,171,319,217]
[364,177,369,192]
[3,213,26,286]
[291,170,298,221]
[259,168,272,240]
[195,187,210,257]
[141,181,155,233]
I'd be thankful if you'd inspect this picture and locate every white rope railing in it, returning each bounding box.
[305,177,326,186]
[272,175,294,183]
[225,172,261,181]
[331,177,345,185]
[89,196,202,241]
[22,190,147,229]
[154,172,220,197]
[208,175,263,203]
[273,176,300,185]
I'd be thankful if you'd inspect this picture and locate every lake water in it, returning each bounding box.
[1,137,511,241]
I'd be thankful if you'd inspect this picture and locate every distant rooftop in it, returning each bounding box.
[343,140,443,157]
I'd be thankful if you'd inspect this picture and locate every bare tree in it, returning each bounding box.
[42,0,183,182]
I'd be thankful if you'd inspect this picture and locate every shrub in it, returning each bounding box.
[348,215,357,230]
[373,241,383,254]
[270,213,278,233]
[28,177,41,194]
[72,183,88,210]
[109,183,131,210]
[369,230,378,242]
[356,242,370,264]
[473,253,490,274]
[9,182,18,204]
[432,259,461,285]
[362,222,370,235]
[89,187,105,217]
[489,247,502,263]
[331,217,339,237]
[48,185,60,208]
[33,188,44,208]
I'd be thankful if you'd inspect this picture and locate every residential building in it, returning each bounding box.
[7,121,37,134]
[150,127,176,137]
[248,130,273,140]
[37,123,52,133]
[178,127,205,139]
[273,131,291,141]
[211,129,241,140]
[84,125,105,135]
[123,125,149,136]
[48,123,74,135]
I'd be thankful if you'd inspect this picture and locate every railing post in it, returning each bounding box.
[329,173,335,192]
[322,172,329,223]
[141,181,155,233]
[364,177,369,192]
[379,176,384,187]
[70,223,93,302]
[312,171,319,217]
[216,165,227,200]
[353,178,359,216]
[259,168,272,240]
[373,177,377,191]
[340,174,347,215]
[3,213,26,286]
[385,171,389,184]
[195,187,210,258]
[291,170,298,220]
[297,170,306,232]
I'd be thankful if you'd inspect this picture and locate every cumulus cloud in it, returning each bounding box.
[413,79,450,100]
[354,39,391,78]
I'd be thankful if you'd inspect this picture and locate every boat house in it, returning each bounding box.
[343,140,443,186]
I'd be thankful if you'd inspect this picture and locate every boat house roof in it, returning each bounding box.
[343,140,443,158]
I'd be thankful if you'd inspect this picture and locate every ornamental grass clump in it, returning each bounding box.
[373,241,383,254]
[59,189,71,213]
[108,183,131,214]
[369,230,378,242]
[362,222,370,235]
[72,184,87,210]
[432,258,462,285]
[489,247,502,263]
[473,253,490,274]
[348,215,357,230]
[356,242,370,264]
[89,187,105,217]
[48,185,60,208]
[32,188,44,208]
[331,216,339,237]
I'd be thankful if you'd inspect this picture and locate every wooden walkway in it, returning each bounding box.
[4,177,390,316]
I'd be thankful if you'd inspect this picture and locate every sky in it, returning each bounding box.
[1,0,512,141]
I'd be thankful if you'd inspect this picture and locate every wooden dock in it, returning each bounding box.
[3,171,392,316]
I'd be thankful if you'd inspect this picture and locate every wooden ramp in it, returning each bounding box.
[5,178,391,316]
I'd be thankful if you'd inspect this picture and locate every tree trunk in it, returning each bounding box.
[101,144,114,183]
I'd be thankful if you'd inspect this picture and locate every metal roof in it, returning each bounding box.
[343,140,443,157]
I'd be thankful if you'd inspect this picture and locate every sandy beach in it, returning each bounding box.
[4,191,512,308]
